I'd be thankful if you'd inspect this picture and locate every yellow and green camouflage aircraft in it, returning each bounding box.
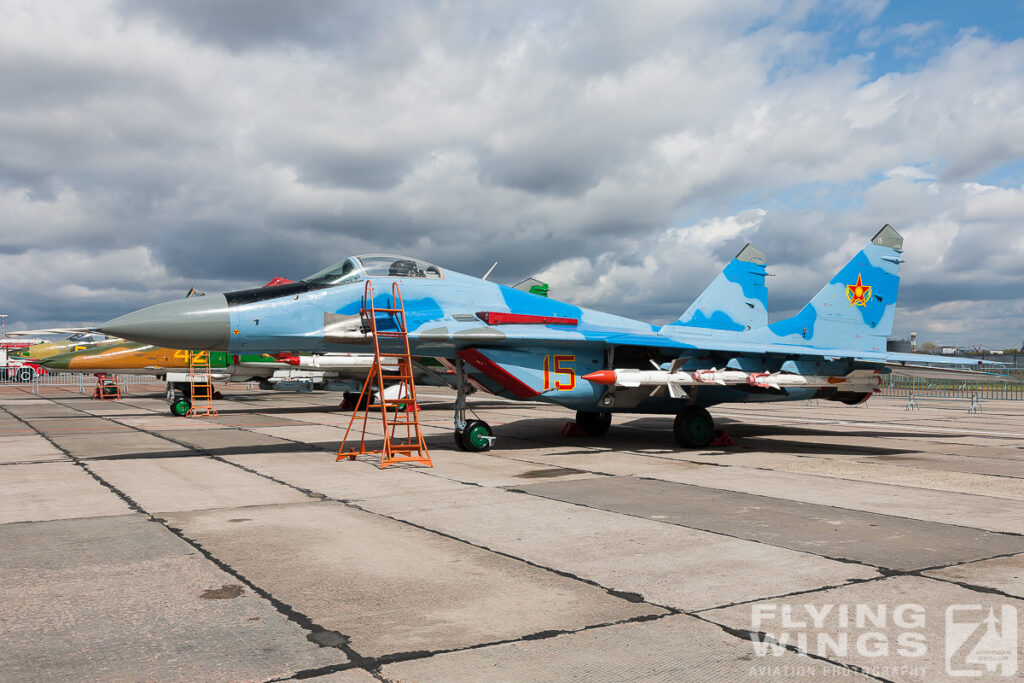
[38,341,383,415]
[8,332,117,360]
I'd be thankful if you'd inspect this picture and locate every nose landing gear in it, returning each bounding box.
[452,358,494,452]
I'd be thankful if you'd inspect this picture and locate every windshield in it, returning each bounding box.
[303,257,364,286]
[356,255,443,278]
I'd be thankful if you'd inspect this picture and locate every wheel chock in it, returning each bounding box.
[559,422,589,437]
[710,429,735,447]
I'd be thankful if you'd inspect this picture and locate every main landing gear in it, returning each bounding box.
[673,406,714,448]
[575,410,612,436]
[167,382,191,417]
[452,358,494,452]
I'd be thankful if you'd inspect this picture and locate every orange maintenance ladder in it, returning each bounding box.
[186,350,218,418]
[92,373,121,401]
[337,280,431,469]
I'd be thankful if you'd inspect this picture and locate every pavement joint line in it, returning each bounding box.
[275,612,677,682]
[713,410,1024,439]
[0,458,70,466]
[502,484,899,572]
[687,613,896,683]
[688,574,893,615]
[729,464,1024,505]
[215,452,681,614]
[0,401,386,680]
[40,394,691,668]
[914,572,1024,602]
[625,473,1024,539]
[19,391,1024,676]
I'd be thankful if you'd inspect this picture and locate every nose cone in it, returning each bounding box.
[100,295,230,350]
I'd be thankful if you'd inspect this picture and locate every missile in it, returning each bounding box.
[274,353,380,370]
[582,368,881,394]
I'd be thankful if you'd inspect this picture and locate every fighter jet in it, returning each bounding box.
[100,226,1003,449]
[9,331,117,360]
[37,342,389,415]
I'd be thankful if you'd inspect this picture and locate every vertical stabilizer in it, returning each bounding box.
[766,225,903,352]
[670,244,768,332]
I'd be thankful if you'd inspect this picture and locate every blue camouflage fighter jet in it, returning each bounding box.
[100,225,982,450]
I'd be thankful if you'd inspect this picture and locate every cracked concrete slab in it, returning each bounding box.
[0,462,131,523]
[0,514,340,682]
[162,502,663,658]
[51,431,189,459]
[514,476,1024,570]
[636,465,1024,535]
[149,426,299,452]
[356,486,878,611]
[222,451,469,501]
[924,553,1024,600]
[86,456,314,513]
[0,434,66,463]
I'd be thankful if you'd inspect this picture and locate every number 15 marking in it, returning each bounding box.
[542,354,576,391]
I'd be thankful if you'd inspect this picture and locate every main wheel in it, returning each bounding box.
[673,406,714,448]
[16,366,34,382]
[460,419,493,452]
[453,427,468,451]
[575,410,612,436]
[170,398,191,417]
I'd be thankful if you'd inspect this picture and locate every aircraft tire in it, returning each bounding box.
[170,398,191,417]
[673,406,714,448]
[453,428,468,451]
[575,410,612,436]
[16,366,34,382]
[461,420,493,452]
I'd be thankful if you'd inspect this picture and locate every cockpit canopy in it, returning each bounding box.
[304,254,444,286]
[66,332,106,343]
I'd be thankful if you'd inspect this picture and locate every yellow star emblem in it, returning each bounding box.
[846,274,872,307]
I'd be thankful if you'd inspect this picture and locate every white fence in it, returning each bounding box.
[0,371,165,394]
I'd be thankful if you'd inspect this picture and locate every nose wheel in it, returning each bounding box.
[456,419,494,451]
[452,357,495,451]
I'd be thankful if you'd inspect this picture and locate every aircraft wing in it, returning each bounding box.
[6,327,97,336]
[415,322,1006,376]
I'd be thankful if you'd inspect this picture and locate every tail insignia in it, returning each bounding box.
[845,274,872,307]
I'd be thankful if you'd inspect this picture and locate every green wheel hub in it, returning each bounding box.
[171,399,191,417]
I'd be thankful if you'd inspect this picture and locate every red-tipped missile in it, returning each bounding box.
[582,370,617,385]
[581,366,882,393]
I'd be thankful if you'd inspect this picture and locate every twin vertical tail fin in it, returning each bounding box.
[766,225,903,352]
[669,244,769,332]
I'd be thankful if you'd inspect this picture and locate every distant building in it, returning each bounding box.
[887,338,913,353]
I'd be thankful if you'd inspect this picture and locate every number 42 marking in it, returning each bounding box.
[542,354,576,391]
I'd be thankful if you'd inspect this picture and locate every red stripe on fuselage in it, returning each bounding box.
[475,312,578,326]
[457,348,539,399]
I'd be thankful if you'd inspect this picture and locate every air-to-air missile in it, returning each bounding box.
[583,364,882,399]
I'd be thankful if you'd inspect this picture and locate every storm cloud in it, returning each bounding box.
[1,1,1022,348]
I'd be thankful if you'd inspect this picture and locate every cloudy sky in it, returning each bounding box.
[2,1,1023,348]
